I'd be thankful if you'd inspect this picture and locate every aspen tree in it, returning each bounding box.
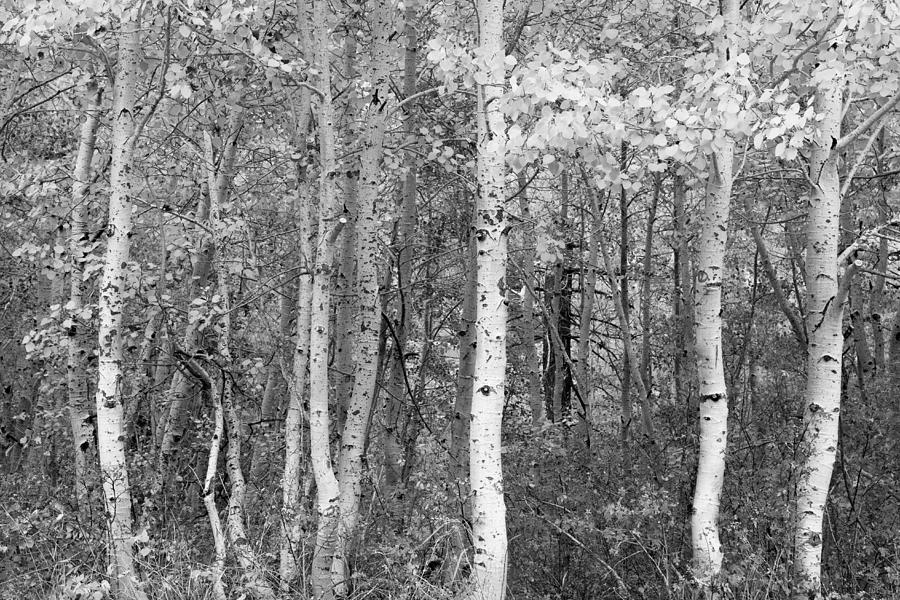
[308,0,343,594]
[280,0,315,589]
[690,0,739,585]
[464,0,508,595]
[334,0,393,589]
[793,71,844,600]
[204,108,275,600]
[93,12,149,599]
[67,78,101,517]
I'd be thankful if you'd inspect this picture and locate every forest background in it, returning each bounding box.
[0,0,898,599]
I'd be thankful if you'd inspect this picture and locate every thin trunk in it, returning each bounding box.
[68,79,101,518]
[551,174,569,420]
[743,195,806,346]
[309,0,342,595]
[577,179,599,446]
[280,2,315,589]
[672,173,691,405]
[333,25,360,437]
[383,0,420,497]
[794,75,845,600]
[333,3,393,591]
[639,180,658,391]
[691,0,738,585]
[93,17,148,600]
[463,0,508,594]
[618,178,633,440]
[204,108,275,600]
[447,211,477,576]
[840,188,873,379]
[596,202,657,444]
[247,284,295,497]
[180,356,227,600]
[871,129,889,370]
[519,176,543,426]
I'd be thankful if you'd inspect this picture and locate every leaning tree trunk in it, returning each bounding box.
[690,0,738,586]
[463,0,508,596]
[204,108,275,600]
[793,74,844,600]
[93,17,148,600]
[67,78,101,518]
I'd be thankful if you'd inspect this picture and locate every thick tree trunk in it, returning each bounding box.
[93,17,148,600]
[691,0,738,585]
[793,76,845,600]
[67,79,101,518]
[577,186,599,445]
[463,0,508,595]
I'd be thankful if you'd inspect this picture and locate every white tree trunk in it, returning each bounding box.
[464,0,508,596]
[93,16,148,600]
[793,75,844,600]
[280,4,315,590]
[308,0,342,595]
[690,0,738,585]
[204,111,276,600]
[332,2,393,591]
[68,78,101,518]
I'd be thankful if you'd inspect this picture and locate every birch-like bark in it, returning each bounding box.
[204,107,275,600]
[280,3,315,590]
[463,0,508,595]
[68,79,101,517]
[793,74,845,600]
[691,0,738,584]
[308,0,342,595]
[518,177,543,426]
[332,26,360,437]
[177,355,226,600]
[333,2,393,590]
[93,15,148,600]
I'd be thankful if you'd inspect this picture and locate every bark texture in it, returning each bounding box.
[464,0,508,596]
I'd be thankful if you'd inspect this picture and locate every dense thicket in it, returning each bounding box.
[0,1,898,599]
